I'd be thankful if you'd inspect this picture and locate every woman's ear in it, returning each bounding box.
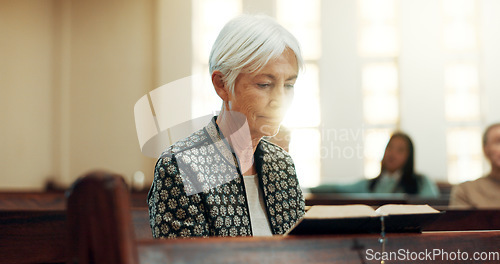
[212,71,229,102]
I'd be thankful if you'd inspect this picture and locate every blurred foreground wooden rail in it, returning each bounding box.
[135,231,500,264]
[1,172,500,263]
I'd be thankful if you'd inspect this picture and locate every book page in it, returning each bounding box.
[305,205,377,219]
[375,204,439,216]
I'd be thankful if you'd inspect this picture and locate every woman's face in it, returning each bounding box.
[228,48,298,138]
[382,136,410,173]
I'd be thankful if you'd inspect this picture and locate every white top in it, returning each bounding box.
[243,174,273,236]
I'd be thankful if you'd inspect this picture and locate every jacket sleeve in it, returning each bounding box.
[147,154,210,238]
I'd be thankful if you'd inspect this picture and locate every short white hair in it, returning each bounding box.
[209,14,304,93]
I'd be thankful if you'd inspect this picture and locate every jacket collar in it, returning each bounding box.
[206,116,268,178]
[206,116,240,172]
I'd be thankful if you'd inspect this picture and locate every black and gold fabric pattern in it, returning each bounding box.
[147,117,305,238]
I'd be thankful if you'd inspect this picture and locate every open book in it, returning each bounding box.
[287,204,443,235]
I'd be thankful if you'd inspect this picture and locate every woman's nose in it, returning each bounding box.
[270,99,281,108]
[270,90,284,109]
[270,83,290,108]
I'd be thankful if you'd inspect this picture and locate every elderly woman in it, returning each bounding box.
[147,14,305,238]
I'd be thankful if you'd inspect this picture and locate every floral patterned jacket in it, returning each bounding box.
[147,117,305,238]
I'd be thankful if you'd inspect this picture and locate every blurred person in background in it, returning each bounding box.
[310,132,440,197]
[450,123,500,208]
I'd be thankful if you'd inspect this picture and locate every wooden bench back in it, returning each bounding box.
[2,171,500,263]
[66,171,139,264]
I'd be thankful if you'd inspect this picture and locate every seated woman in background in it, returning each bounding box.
[310,132,440,197]
[147,14,305,239]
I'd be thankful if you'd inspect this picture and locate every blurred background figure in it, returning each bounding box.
[450,123,500,208]
[310,132,440,197]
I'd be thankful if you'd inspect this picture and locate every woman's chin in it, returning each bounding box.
[258,123,281,137]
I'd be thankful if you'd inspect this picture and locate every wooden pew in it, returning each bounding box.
[0,210,67,264]
[0,185,150,263]
[3,190,443,210]
[136,232,500,263]
[66,172,500,264]
[304,193,408,206]
[0,190,148,210]
[0,209,152,264]
[2,171,499,264]
[66,171,139,264]
[304,192,450,207]
[3,207,499,263]
[424,209,500,231]
[0,192,66,210]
